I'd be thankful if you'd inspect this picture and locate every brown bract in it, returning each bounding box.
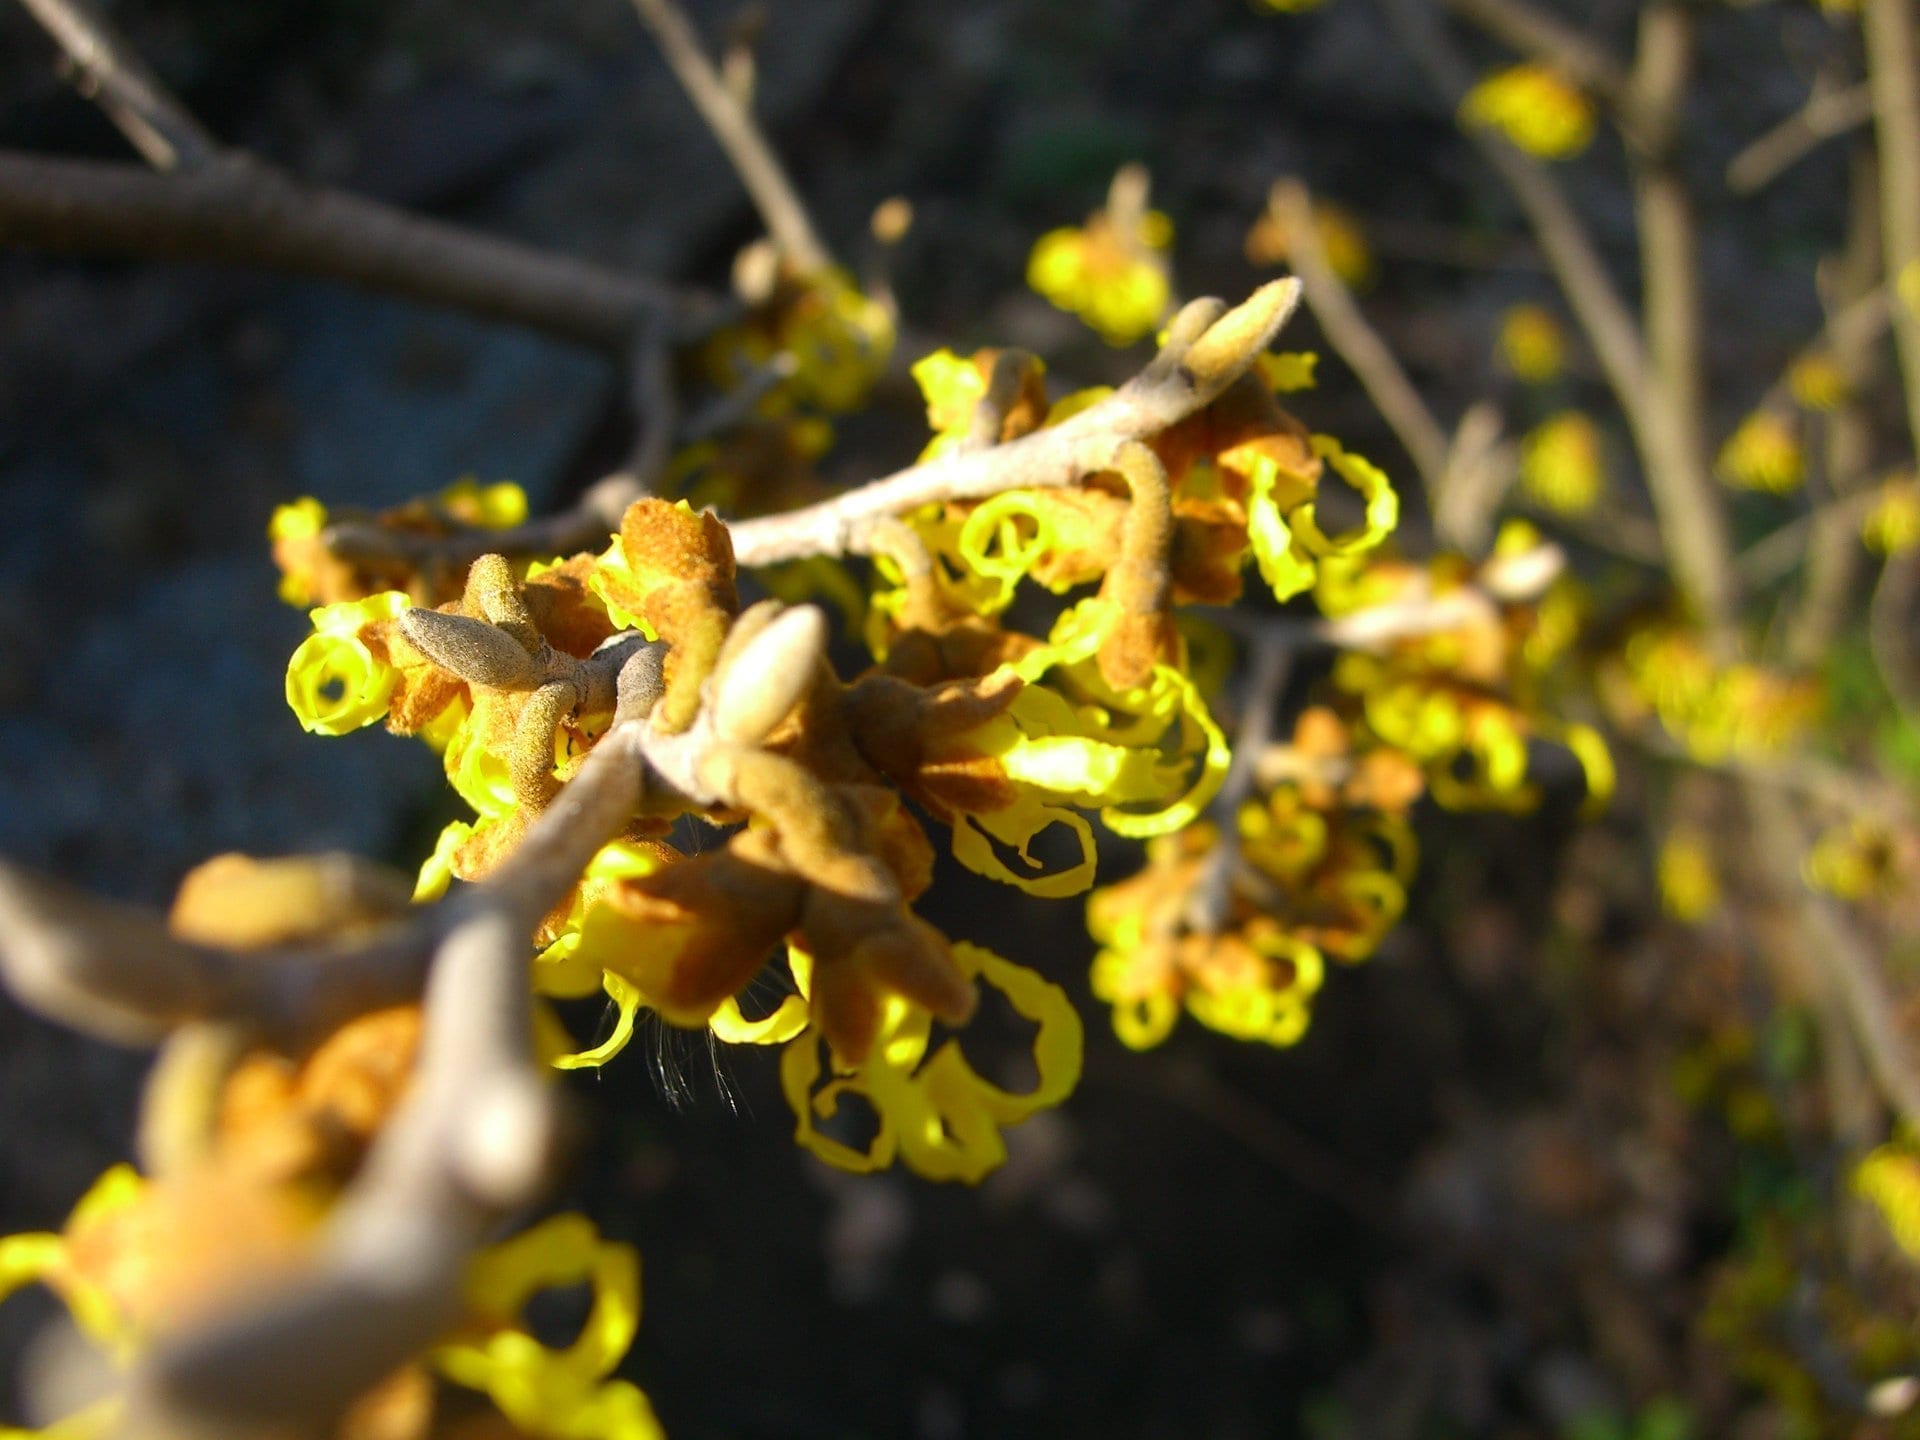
[602,498,739,732]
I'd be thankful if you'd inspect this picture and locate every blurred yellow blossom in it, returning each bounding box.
[1864,477,1920,555]
[1028,167,1173,346]
[1787,351,1846,411]
[1804,819,1898,901]
[1498,304,1566,383]
[1658,829,1721,922]
[1256,0,1326,10]
[1460,64,1596,160]
[1246,192,1373,288]
[1716,412,1804,493]
[1856,1140,1920,1260]
[1519,411,1604,515]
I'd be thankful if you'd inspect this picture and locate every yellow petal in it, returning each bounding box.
[550,974,645,1070]
[951,801,1099,898]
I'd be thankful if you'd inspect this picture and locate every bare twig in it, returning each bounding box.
[1268,179,1451,516]
[0,864,430,1049]
[1870,547,1920,717]
[1187,636,1291,933]
[1746,783,1920,1134]
[17,0,217,171]
[726,281,1305,566]
[1866,0,1920,452]
[1784,146,1882,668]
[1738,489,1880,590]
[1728,79,1874,195]
[0,151,702,351]
[628,0,830,275]
[1381,0,1739,640]
[1627,1,1738,647]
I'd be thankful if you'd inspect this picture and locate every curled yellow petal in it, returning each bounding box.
[952,801,1099,898]
[780,1035,898,1174]
[437,1214,662,1440]
[1292,436,1399,558]
[550,974,644,1071]
[710,992,811,1046]
[1100,667,1231,838]
[284,592,409,735]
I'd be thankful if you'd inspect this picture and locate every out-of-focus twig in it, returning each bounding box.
[1268,179,1452,519]
[1397,0,1740,646]
[0,862,430,1050]
[1866,0,1920,452]
[1747,783,1920,1135]
[1728,79,1874,195]
[16,0,217,171]
[0,151,701,352]
[1626,1,1738,650]
[1187,636,1291,934]
[628,0,830,275]
[124,718,652,1439]
[1785,145,1883,668]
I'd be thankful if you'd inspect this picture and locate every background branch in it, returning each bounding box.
[17,0,217,171]
[1268,179,1452,522]
[628,0,830,274]
[0,152,702,352]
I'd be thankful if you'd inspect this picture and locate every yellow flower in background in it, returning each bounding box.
[1028,206,1174,346]
[1246,197,1373,288]
[1856,1141,1920,1260]
[1658,829,1721,923]
[1460,64,1596,160]
[1519,411,1604,515]
[284,591,409,735]
[1787,351,1846,411]
[1716,411,1804,493]
[436,477,530,531]
[1498,304,1565,383]
[1256,0,1326,10]
[1805,819,1898,901]
[1864,478,1920,555]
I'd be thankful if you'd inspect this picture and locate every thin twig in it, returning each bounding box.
[1627,1,1739,647]
[1738,489,1880,590]
[1866,0,1920,452]
[17,0,218,172]
[1746,782,1920,1135]
[0,151,702,351]
[1784,145,1882,668]
[1727,79,1874,195]
[1187,636,1291,933]
[726,281,1305,566]
[628,0,830,274]
[1380,0,1739,642]
[1269,179,1451,514]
